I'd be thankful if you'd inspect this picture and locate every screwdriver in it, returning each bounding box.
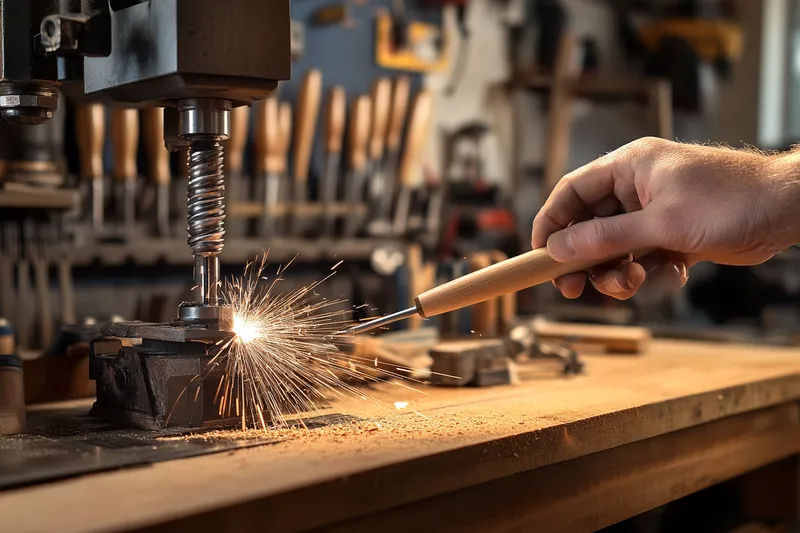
[75,103,106,233]
[291,69,323,236]
[366,77,391,216]
[322,86,346,237]
[225,105,250,239]
[254,97,292,238]
[142,107,171,237]
[111,107,139,237]
[339,247,599,335]
[343,95,372,237]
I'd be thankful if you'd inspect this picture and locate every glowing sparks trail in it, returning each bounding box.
[205,255,434,431]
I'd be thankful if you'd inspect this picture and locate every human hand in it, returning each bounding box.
[531,137,800,300]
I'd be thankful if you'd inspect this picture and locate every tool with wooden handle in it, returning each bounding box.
[111,108,139,237]
[343,95,372,237]
[291,69,322,235]
[76,103,106,233]
[340,248,598,335]
[225,105,250,239]
[375,76,411,229]
[142,107,171,237]
[393,89,432,236]
[255,98,292,238]
[366,78,392,218]
[322,86,346,237]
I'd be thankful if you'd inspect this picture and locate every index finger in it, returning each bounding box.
[531,143,641,249]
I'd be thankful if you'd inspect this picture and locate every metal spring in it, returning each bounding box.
[187,141,225,256]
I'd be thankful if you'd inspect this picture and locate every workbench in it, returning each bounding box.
[4,339,800,533]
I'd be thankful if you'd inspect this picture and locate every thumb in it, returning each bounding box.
[546,211,660,263]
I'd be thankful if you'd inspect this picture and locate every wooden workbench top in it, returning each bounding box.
[5,339,800,533]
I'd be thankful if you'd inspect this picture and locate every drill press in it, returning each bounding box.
[0,0,291,429]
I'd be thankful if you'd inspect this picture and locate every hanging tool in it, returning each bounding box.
[374,76,411,232]
[291,69,323,236]
[15,222,32,350]
[366,77,392,227]
[110,107,139,237]
[393,89,433,236]
[340,247,607,335]
[76,103,106,234]
[225,105,250,239]
[255,98,292,238]
[322,86,346,237]
[54,225,76,327]
[0,224,16,323]
[31,222,53,350]
[343,95,372,237]
[142,107,171,237]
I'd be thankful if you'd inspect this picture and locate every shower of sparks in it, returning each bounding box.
[204,254,440,431]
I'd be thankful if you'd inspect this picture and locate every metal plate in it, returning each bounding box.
[101,321,233,342]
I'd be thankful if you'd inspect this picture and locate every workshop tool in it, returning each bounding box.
[0,224,16,322]
[530,318,652,355]
[429,338,511,387]
[110,107,139,237]
[16,222,32,350]
[255,98,292,238]
[225,105,250,239]
[30,222,54,350]
[53,225,76,326]
[0,349,26,436]
[491,251,517,335]
[142,107,172,237]
[75,103,106,233]
[366,77,392,224]
[343,95,372,237]
[341,247,610,335]
[291,69,323,235]
[423,169,446,237]
[467,253,499,337]
[374,76,411,231]
[393,89,433,236]
[322,86,346,237]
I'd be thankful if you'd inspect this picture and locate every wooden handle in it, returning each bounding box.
[276,102,293,174]
[142,107,170,185]
[386,76,411,152]
[227,105,250,173]
[292,69,323,183]
[398,90,432,187]
[348,95,372,171]
[254,97,285,174]
[415,248,596,318]
[111,108,139,181]
[368,77,392,161]
[324,86,346,154]
[76,103,105,180]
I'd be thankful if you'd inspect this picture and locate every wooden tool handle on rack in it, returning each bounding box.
[368,77,391,161]
[255,97,287,175]
[415,248,596,318]
[348,95,372,172]
[227,105,250,174]
[142,107,170,185]
[76,104,105,180]
[293,69,323,183]
[277,102,293,173]
[386,76,411,152]
[111,108,139,181]
[324,86,346,154]
[397,90,432,187]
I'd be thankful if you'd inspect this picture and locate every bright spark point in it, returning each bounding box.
[233,314,261,344]
[394,402,409,409]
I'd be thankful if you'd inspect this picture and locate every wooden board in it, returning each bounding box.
[5,340,800,533]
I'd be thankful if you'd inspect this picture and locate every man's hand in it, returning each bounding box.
[531,137,800,300]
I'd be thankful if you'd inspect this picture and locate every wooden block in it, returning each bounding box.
[429,338,509,386]
[532,318,651,354]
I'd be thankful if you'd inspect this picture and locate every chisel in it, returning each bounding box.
[340,248,603,335]
[366,78,392,218]
[75,103,106,233]
[375,76,410,231]
[255,98,292,238]
[343,95,372,237]
[142,107,171,237]
[111,107,139,237]
[291,69,323,235]
[322,86,346,237]
[393,89,433,236]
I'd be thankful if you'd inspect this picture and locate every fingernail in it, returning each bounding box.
[671,262,689,287]
[547,231,575,261]
[606,276,630,295]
